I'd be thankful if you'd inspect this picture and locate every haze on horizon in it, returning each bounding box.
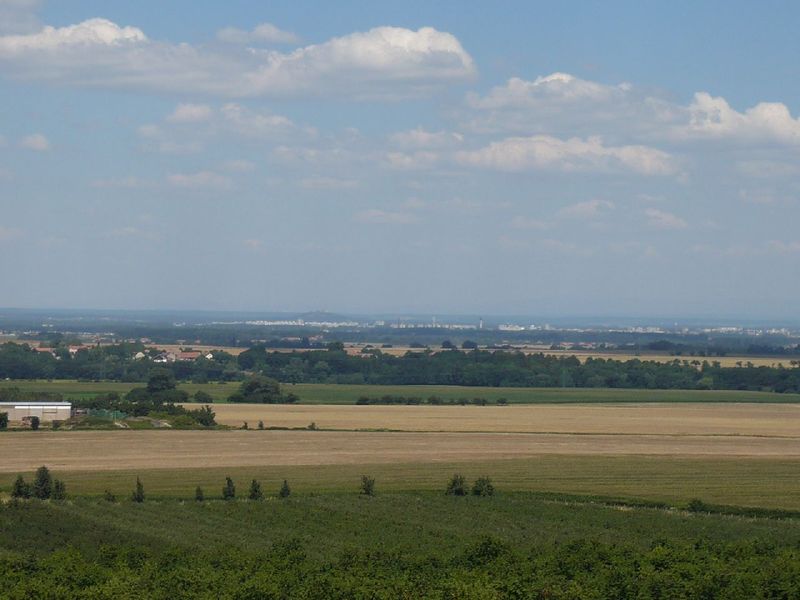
[1,1,799,319]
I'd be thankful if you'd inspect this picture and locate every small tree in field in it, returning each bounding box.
[195,486,204,502]
[257,420,265,430]
[446,474,467,496]
[132,477,145,503]
[30,416,40,431]
[32,466,53,499]
[248,479,263,501]
[104,490,117,502]
[471,476,495,497]
[360,475,375,496]
[51,479,67,501]
[0,412,8,430]
[279,480,291,498]
[242,421,249,430]
[11,475,31,499]
[222,477,236,500]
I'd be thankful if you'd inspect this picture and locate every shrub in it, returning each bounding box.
[131,477,145,503]
[103,490,116,502]
[688,498,707,513]
[242,421,249,430]
[193,390,213,404]
[222,477,236,500]
[32,466,53,499]
[446,474,467,496]
[360,475,376,497]
[51,420,62,430]
[187,405,216,427]
[307,422,317,431]
[11,475,31,499]
[471,476,495,497]
[30,416,40,431]
[51,479,66,501]
[248,479,263,501]
[195,486,204,502]
[0,412,8,429]
[279,480,291,498]
[257,420,264,430]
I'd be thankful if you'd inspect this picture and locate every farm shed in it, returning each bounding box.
[0,401,72,423]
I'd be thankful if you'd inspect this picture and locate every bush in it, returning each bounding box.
[11,475,31,499]
[222,477,236,500]
[248,479,263,501]
[30,416,40,430]
[193,390,213,404]
[51,420,62,430]
[471,476,494,497]
[242,421,249,430]
[307,422,317,431]
[360,475,375,497]
[688,498,707,512]
[257,420,264,430]
[278,479,291,498]
[187,405,216,427]
[0,412,8,429]
[32,466,53,499]
[446,474,467,496]
[195,486,204,502]
[131,477,145,503]
[103,490,116,502]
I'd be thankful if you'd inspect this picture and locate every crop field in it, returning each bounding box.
[4,379,800,404]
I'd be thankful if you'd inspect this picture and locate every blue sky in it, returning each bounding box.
[1,1,799,318]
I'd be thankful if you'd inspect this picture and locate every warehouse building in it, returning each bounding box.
[0,401,72,423]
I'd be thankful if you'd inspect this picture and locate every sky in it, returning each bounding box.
[0,0,799,318]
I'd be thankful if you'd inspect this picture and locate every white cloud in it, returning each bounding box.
[0,20,474,98]
[300,177,359,190]
[19,132,49,150]
[468,73,627,110]
[389,127,463,148]
[645,208,687,230]
[221,159,255,172]
[354,209,417,224]
[91,176,150,189]
[678,92,800,144]
[0,0,41,35]
[167,103,213,123]
[167,171,232,190]
[766,240,800,254]
[456,135,675,175]
[386,151,439,170]
[220,103,305,137]
[557,199,615,220]
[242,238,263,250]
[217,23,299,45]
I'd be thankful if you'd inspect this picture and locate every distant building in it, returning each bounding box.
[0,401,72,423]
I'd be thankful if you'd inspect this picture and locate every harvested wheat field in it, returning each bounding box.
[2,426,800,474]
[185,402,800,437]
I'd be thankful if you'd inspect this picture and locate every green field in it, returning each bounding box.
[4,379,800,404]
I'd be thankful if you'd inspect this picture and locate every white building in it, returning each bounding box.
[0,401,72,423]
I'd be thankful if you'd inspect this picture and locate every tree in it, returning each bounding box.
[231,375,284,404]
[471,476,494,497]
[32,465,52,499]
[51,479,66,501]
[189,405,216,427]
[279,479,291,498]
[195,486,204,502]
[248,479,263,501]
[193,390,213,404]
[360,475,375,497]
[462,340,478,350]
[147,368,176,393]
[30,416,40,431]
[0,412,7,430]
[445,474,467,496]
[103,490,117,502]
[441,340,455,350]
[132,477,145,503]
[11,475,31,499]
[257,420,265,430]
[222,477,236,500]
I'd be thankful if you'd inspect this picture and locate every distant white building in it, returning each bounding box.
[0,401,72,423]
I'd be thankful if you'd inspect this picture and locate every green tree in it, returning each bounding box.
[193,390,213,404]
[360,475,375,496]
[195,486,204,502]
[279,479,291,498]
[222,477,236,500]
[11,475,31,499]
[147,368,176,393]
[471,476,495,497]
[30,416,40,430]
[248,479,263,501]
[51,479,66,501]
[257,420,265,430]
[103,490,116,502]
[232,375,284,403]
[446,474,467,496]
[32,465,52,499]
[131,477,145,503]
[0,412,7,430]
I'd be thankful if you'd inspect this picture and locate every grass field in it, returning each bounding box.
[4,379,800,404]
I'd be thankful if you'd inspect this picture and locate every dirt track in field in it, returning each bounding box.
[2,427,800,473]
[185,402,800,437]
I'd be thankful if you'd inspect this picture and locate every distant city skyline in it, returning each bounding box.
[1,1,799,318]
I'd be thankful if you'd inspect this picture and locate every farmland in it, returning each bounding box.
[5,379,800,404]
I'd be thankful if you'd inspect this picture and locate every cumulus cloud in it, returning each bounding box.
[19,132,49,150]
[300,176,359,190]
[0,0,41,35]
[167,103,213,123]
[90,176,151,189]
[217,23,299,45]
[219,103,306,138]
[456,135,675,175]
[645,208,687,230]
[385,150,440,170]
[557,199,615,220]
[0,19,475,98]
[354,209,417,224]
[389,127,463,148]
